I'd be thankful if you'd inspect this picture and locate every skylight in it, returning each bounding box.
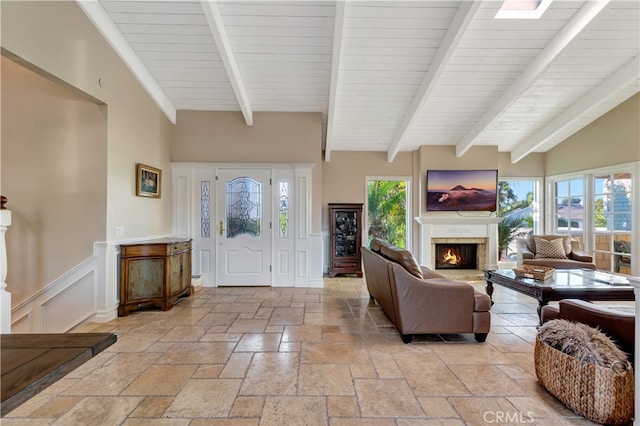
[495,0,553,19]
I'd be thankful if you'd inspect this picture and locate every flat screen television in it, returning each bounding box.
[426,169,498,212]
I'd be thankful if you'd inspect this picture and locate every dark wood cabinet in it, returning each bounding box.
[328,203,363,278]
[119,238,193,316]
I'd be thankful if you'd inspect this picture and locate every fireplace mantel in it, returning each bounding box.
[414,216,501,270]
[415,216,502,225]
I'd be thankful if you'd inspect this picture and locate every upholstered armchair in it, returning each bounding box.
[517,234,596,270]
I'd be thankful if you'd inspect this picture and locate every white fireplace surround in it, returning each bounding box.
[415,216,502,271]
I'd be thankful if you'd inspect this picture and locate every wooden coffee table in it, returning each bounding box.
[484,268,635,322]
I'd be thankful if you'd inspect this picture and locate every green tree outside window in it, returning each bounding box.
[367,180,407,248]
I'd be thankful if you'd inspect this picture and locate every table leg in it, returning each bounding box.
[485,281,494,305]
[537,301,548,325]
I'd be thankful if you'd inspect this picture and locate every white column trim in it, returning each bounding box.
[0,209,12,333]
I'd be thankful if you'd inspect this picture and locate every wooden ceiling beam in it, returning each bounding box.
[201,0,253,126]
[386,0,481,163]
[510,55,640,163]
[76,0,177,124]
[324,0,346,162]
[455,0,611,158]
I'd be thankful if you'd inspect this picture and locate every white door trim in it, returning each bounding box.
[172,162,321,288]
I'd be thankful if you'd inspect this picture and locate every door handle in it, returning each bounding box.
[219,220,225,236]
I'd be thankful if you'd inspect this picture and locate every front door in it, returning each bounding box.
[216,169,272,286]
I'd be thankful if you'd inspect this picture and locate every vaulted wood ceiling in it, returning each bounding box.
[78,0,639,162]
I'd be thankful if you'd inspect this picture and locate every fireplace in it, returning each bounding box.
[415,217,501,271]
[435,243,478,270]
[432,238,486,271]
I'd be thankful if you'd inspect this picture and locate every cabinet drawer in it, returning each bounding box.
[332,261,359,269]
[171,241,191,253]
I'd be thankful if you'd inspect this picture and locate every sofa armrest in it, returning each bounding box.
[390,265,475,334]
[420,266,446,279]
[568,250,593,262]
[473,292,491,312]
[517,238,534,260]
[540,305,560,323]
[558,299,634,358]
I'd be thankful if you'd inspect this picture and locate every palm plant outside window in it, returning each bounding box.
[366,180,408,249]
[498,180,537,261]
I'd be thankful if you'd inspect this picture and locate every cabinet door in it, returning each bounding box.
[181,251,191,291]
[170,253,184,294]
[128,258,164,300]
[334,209,359,259]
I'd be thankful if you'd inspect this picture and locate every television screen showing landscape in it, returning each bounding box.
[426,170,498,212]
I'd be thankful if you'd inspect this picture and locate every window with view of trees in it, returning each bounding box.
[366,179,409,249]
[497,179,540,261]
[554,178,584,233]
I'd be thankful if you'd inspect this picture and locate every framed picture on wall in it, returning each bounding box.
[136,163,162,198]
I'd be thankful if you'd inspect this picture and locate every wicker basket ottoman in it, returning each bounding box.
[534,336,634,425]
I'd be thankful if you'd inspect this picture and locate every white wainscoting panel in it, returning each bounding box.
[11,255,98,333]
[42,271,96,332]
[309,234,324,288]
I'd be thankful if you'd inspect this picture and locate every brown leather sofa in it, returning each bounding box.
[541,299,634,362]
[361,238,491,343]
[517,234,596,270]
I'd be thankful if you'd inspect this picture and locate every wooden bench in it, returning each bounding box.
[1,333,117,416]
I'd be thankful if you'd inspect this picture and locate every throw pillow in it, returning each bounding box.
[535,237,567,259]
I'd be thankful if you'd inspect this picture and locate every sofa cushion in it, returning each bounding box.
[378,244,423,279]
[524,258,596,270]
[370,238,385,254]
[527,234,572,256]
[534,237,567,259]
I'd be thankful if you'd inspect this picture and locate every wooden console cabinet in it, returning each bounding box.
[119,238,193,316]
[328,203,363,277]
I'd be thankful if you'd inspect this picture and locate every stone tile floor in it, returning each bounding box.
[3,277,608,425]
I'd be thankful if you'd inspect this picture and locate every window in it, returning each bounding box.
[554,178,584,234]
[498,179,542,261]
[366,178,410,249]
[226,177,262,238]
[594,172,632,274]
[278,182,289,238]
[550,167,633,275]
[200,181,211,238]
[495,0,553,19]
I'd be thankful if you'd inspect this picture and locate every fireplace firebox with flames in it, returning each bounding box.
[435,243,478,270]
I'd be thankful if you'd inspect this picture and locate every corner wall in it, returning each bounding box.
[321,151,415,250]
[1,1,174,243]
[1,1,174,327]
[545,93,640,176]
[1,57,107,306]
